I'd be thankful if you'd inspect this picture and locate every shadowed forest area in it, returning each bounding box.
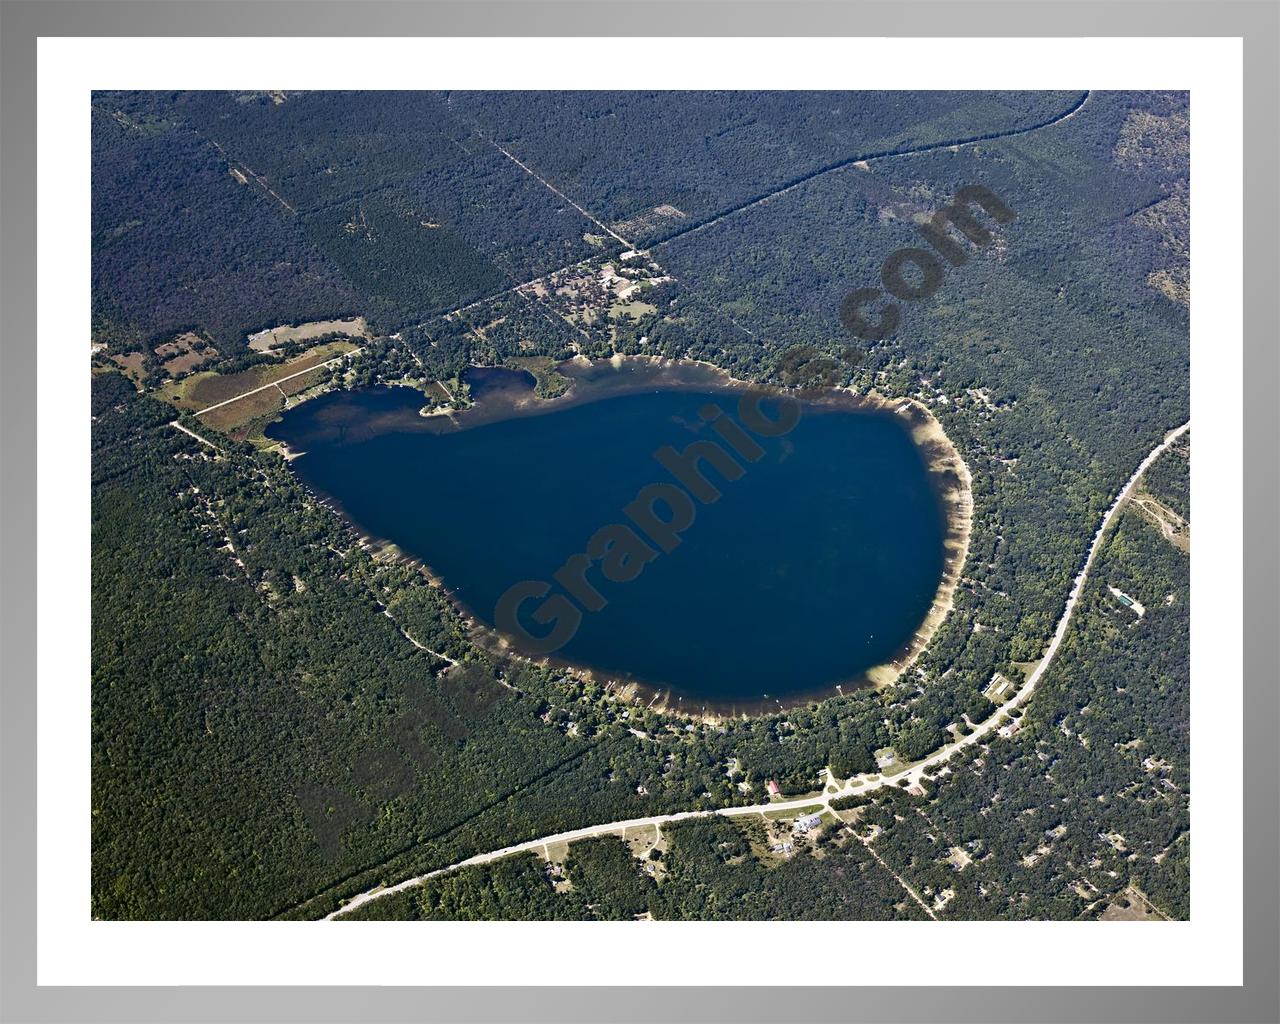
[91,90,1189,920]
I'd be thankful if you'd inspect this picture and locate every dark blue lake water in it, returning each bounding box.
[267,368,947,711]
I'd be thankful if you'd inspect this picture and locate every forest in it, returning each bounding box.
[91,91,604,348]
[91,103,362,352]
[90,90,1092,349]
[94,375,908,918]
[90,90,1190,921]
[444,91,1087,245]
[343,465,1191,922]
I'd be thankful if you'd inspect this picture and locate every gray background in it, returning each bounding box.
[1,1,1275,1022]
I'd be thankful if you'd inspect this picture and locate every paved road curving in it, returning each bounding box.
[327,419,1189,920]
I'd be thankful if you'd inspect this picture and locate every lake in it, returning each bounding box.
[266,361,954,713]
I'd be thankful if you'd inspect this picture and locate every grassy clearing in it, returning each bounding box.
[110,352,147,386]
[506,355,572,399]
[201,388,283,436]
[762,803,824,821]
[609,299,658,321]
[161,350,210,376]
[543,840,572,865]
[622,824,662,859]
[1099,887,1165,921]
[277,364,330,398]
[156,341,357,442]
[248,317,369,354]
[159,340,356,412]
[154,331,214,376]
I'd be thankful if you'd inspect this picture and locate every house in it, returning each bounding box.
[793,813,824,833]
[765,779,781,798]
[984,673,1012,701]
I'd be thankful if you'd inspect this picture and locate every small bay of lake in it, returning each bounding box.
[266,361,951,713]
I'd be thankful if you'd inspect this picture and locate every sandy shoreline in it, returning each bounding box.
[856,393,973,694]
[593,385,974,721]
[276,354,975,721]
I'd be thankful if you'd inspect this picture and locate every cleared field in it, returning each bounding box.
[248,317,370,354]
[159,341,356,413]
[278,364,331,398]
[1099,887,1166,921]
[200,388,284,436]
[762,803,824,821]
[109,352,147,386]
[609,299,658,321]
[154,331,214,376]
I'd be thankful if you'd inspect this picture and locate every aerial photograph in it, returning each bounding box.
[90,89,1190,922]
